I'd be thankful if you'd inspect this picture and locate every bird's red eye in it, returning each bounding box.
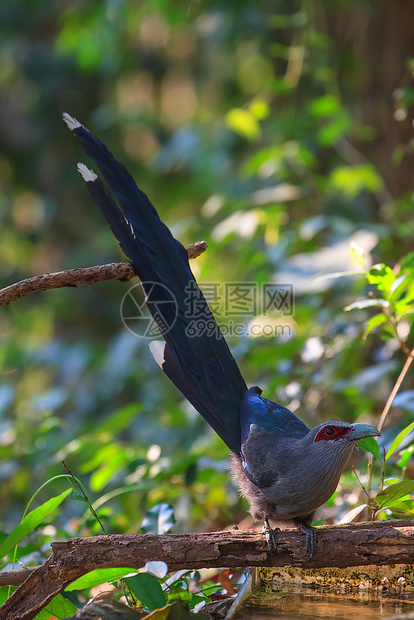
[315,425,352,442]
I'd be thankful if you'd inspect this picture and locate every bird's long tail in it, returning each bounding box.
[64,114,247,453]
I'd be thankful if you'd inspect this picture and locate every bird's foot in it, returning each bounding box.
[298,522,316,560]
[263,517,279,554]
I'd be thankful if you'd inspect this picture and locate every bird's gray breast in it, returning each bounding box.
[241,426,356,519]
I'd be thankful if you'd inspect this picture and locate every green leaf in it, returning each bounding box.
[317,114,350,146]
[394,301,414,319]
[387,499,414,518]
[90,449,128,492]
[124,573,167,610]
[95,402,143,435]
[367,264,396,296]
[375,481,414,508]
[34,593,78,619]
[66,567,138,591]
[141,503,175,535]
[225,108,261,141]
[240,145,282,178]
[364,313,388,336]
[398,445,414,468]
[329,164,383,199]
[385,420,414,461]
[69,489,87,502]
[0,489,71,561]
[249,100,270,120]
[358,437,382,463]
[308,94,341,118]
[390,273,410,302]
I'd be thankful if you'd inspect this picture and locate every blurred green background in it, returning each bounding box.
[1,0,414,562]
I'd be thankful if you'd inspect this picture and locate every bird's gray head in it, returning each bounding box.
[309,420,380,446]
[304,420,380,479]
[283,420,381,515]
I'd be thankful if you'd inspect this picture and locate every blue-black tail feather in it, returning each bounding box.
[64,114,247,453]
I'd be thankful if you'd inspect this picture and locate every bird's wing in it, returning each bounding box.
[64,114,247,453]
[240,386,309,487]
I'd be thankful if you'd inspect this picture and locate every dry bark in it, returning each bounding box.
[0,241,207,308]
[1,520,414,620]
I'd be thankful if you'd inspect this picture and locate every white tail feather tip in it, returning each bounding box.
[77,163,98,183]
[149,341,166,368]
[63,112,81,130]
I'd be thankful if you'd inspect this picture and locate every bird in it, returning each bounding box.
[63,113,380,558]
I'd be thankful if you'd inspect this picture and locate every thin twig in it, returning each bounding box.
[377,347,414,432]
[351,466,372,506]
[367,347,414,496]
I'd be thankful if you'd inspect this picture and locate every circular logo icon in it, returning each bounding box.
[120,281,178,339]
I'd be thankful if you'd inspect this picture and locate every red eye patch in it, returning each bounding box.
[315,425,353,442]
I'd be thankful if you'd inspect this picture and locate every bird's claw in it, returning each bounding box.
[263,517,279,554]
[298,523,316,560]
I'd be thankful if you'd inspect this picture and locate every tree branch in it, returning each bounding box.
[0,241,208,308]
[1,520,413,620]
[0,567,36,586]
